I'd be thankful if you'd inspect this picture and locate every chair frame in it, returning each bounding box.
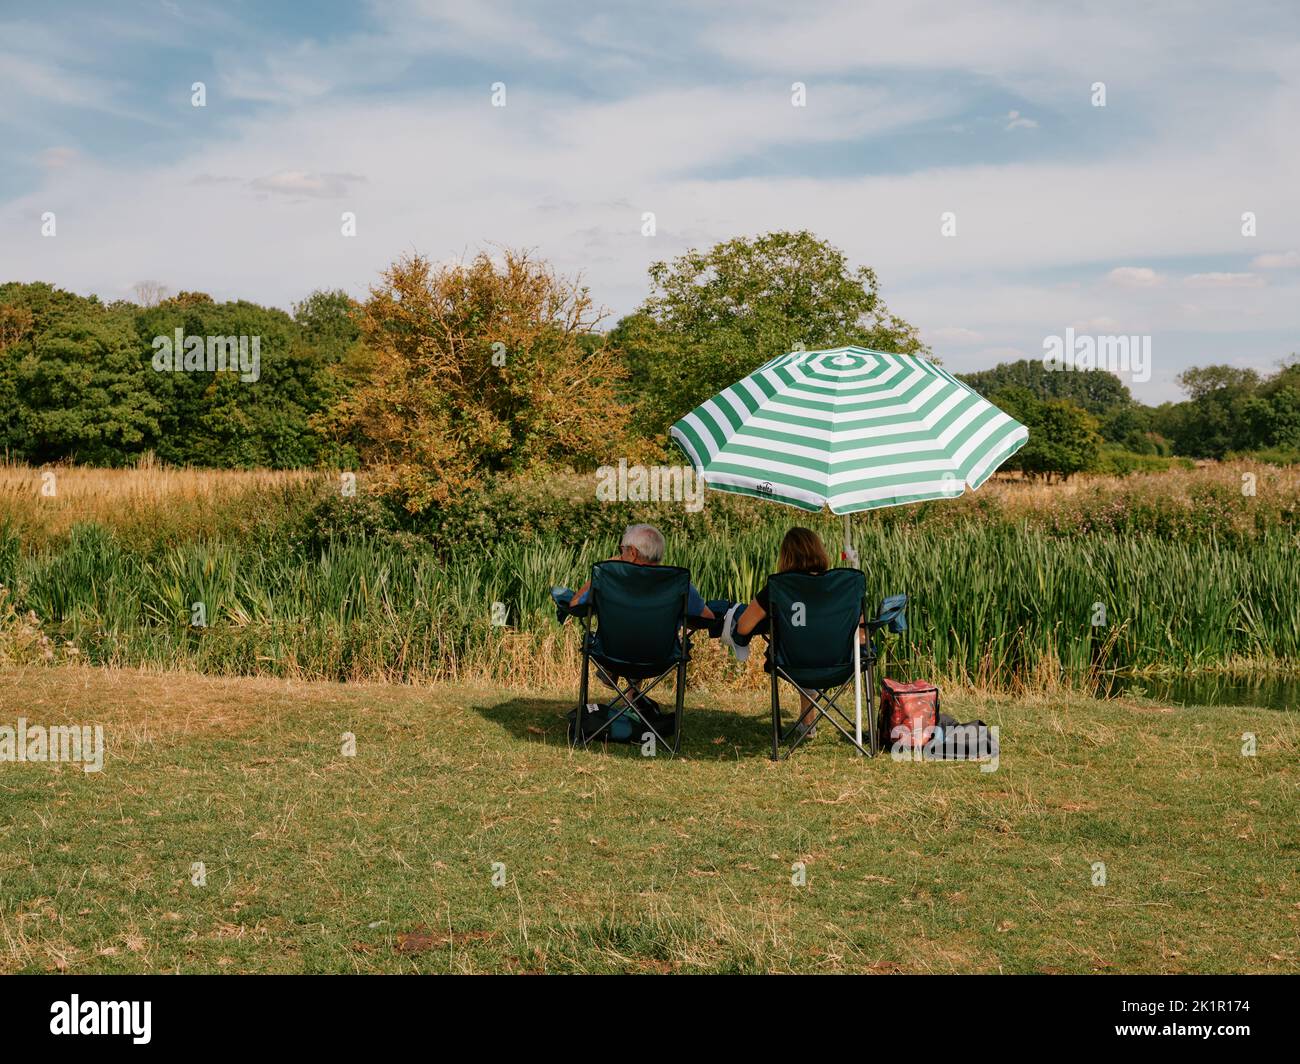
[768,578,880,761]
[573,564,692,758]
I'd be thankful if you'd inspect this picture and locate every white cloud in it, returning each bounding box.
[8,88,1297,340]
[537,81,956,179]
[930,326,983,343]
[1071,317,1123,333]
[704,1,1159,86]
[212,0,570,104]
[1251,251,1300,269]
[1004,110,1037,131]
[3,0,1297,410]
[0,48,172,133]
[971,346,1028,364]
[1184,272,1265,288]
[1107,267,1162,287]
[249,171,367,199]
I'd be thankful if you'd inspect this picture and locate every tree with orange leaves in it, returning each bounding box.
[319,250,633,511]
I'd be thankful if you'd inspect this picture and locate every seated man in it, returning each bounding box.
[568,523,711,616]
[567,523,714,710]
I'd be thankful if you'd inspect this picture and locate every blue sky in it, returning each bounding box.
[3,0,1298,402]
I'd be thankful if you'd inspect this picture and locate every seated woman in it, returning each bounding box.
[735,526,862,739]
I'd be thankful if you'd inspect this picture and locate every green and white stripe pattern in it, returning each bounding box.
[670,347,1029,514]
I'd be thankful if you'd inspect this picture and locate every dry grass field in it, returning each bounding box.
[0,665,1295,974]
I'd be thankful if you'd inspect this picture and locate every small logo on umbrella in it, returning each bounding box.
[756,481,774,494]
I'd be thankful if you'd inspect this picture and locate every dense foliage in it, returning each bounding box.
[0,282,351,469]
[4,463,1294,688]
[315,251,633,511]
[3,233,1297,493]
[611,229,929,444]
[958,356,1300,476]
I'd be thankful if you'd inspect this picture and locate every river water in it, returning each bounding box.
[1092,672,1299,711]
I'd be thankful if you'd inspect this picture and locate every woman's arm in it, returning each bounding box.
[735,598,766,637]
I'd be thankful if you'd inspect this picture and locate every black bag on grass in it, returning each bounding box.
[566,702,677,745]
[933,712,998,760]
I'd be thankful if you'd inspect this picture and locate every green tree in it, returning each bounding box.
[1168,365,1263,458]
[0,283,161,465]
[294,289,365,467]
[960,358,1134,425]
[136,295,326,469]
[614,230,927,443]
[1253,356,1300,450]
[294,289,360,361]
[993,388,1101,481]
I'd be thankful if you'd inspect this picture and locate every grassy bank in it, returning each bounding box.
[3,521,1297,690]
[0,667,1294,973]
[2,462,1297,691]
[4,461,1299,550]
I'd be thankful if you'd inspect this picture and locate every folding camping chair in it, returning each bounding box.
[766,568,878,761]
[573,560,692,757]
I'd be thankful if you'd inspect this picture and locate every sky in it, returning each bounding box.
[2,0,1298,403]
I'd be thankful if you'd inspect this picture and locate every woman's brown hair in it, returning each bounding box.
[778,527,831,574]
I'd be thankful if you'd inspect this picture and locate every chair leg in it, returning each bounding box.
[770,664,781,761]
[866,656,878,756]
[672,657,685,754]
[576,634,591,748]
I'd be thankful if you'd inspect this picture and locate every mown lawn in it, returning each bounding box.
[0,665,1295,973]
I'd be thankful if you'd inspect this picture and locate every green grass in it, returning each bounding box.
[0,666,1295,973]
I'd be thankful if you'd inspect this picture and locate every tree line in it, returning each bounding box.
[2,230,1295,508]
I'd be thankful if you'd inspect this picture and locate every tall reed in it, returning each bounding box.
[3,518,1295,691]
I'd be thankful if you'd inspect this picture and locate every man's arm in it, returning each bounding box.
[571,552,626,605]
[687,585,714,620]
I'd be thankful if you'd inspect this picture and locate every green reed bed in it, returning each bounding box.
[2,518,1295,690]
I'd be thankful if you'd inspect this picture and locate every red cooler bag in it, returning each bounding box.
[879,679,939,749]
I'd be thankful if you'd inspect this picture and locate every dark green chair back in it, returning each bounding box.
[767,568,866,689]
[589,561,689,674]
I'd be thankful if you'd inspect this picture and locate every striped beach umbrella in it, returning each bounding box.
[671,346,1028,754]
[670,346,1028,515]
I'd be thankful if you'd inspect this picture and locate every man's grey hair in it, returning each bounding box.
[622,523,665,564]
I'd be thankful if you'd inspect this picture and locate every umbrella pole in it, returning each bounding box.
[845,514,864,754]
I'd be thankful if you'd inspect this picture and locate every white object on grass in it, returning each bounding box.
[720,603,750,663]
